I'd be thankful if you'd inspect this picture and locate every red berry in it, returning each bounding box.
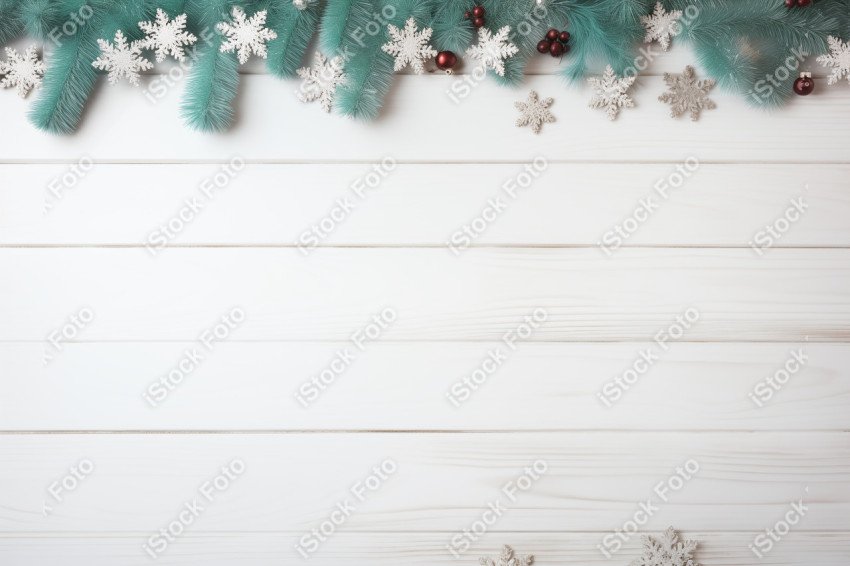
[549,41,565,57]
[559,31,571,43]
[797,0,812,5]
[537,40,551,54]
[464,10,471,19]
[472,5,485,17]
[784,0,795,6]
[546,28,559,41]
[472,16,485,28]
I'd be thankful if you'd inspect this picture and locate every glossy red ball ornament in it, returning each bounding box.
[797,0,812,6]
[784,0,795,6]
[473,16,485,28]
[464,10,471,19]
[546,28,559,41]
[559,31,571,43]
[537,40,551,54]
[549,41,565,57]
[435,50,458,71]
[793,72,815,95]
[472,5,485,17]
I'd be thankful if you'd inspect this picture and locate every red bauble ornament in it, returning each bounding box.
[464,10,471,19]
[537,40,551,54]
[559,31,571,43]
[473,16,485,28]
[793,72,815,95]
[472,5,485,17]
[435,50,458,71]
[784,0,796,6]
[549,41,565,57]
[797,0,812,6]
[546,28,559,41]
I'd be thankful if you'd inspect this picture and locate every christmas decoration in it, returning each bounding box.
[92,31,153,87]
[467,26,519,77]
[435,50,458,72]
[786,0,813,6]
[588,65,636,121]
[217,7,278,65]
[381,17,437,75]
[468,6,487,29]
[658,65,717,120]
[296,52,346,112]
[817,35,850,86]
[641,2,683,52]
[0,46,45,98]
[630,527,700,566]
[538,28,571,58]
[793,71,815,95]
[479,545,533,566]
[139,10,197,63]
[515,90,555,134]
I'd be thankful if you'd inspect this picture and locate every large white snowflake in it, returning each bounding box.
[0,46,46,98]
[641,2,683,52]
[466,26,519,77]
[296,52,346,112]
[139,9,197,62]
[817,35,850,86]
[588,65,636,121]
[630,527,700,566]
[515,90,555,134]
[659,65,716,120]
[92,30,153,86]
[480,545,533,566]
[381,17,437,74]
[217,7,278,65]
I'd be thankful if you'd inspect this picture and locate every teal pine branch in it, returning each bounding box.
[181,33,240,132]
[267,0,322,78]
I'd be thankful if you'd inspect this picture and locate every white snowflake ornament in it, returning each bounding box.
[641,2,683,52]
[92,30,153,86]
[381,18,437,75]
[659,65,716,120]
[0,46,46,98]
[296,53,346,112]
[467,26,519,77]
[139,9,197,63]
[588,65,636,121]
[217,7,278,65]
[480,545,534,566]
[817,36,850,86]
[515,91,555,134]
[630,527,700,566]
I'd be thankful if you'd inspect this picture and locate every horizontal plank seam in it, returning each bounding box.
[0,430,847,434]
[2,159,850,165]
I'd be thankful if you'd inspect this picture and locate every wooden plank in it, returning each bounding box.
[1,433,847,532]
[1,248,848,342]
[1,532,847,565]
[2,164,844,247]
[1,76,847,163]
[3,342,847,431]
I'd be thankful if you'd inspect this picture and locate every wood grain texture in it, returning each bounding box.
[1,164,844,247]
[3,342,847,431]
[1,433,847,532]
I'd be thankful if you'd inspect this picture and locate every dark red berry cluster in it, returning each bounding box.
[784,0,811,6]
[537,28,571,58]
[464,5,486,28]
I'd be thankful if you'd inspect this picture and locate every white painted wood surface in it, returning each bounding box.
[1,46,849,566]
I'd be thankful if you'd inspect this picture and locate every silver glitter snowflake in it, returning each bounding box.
[0,45,45,98]
[588,65,636,121]
[641,2,683,52]
[296,52,346,112]
[631,527,700,566]
[92,30,153,86]
[217,7,278,64]
[515,90,555,134]
[659,65,716,120]
[139,9,197,62]
[467,26,519,77]
[480,545,534,566]
[381,17,437,74]
[817,35,850,86]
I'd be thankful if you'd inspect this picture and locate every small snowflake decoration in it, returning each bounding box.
[659,65,716,121]
[467,26,519,77]
[381,18,437,75]
[480,545,533,566]
[217,7,278,65]
[292,0,315,9]
[92,30,153,86]
[515,91,555,134]
[296,53,346,112]
[817,36,850,86]
[630,527,700,566]
[588,65,636,121]
[139,9,197,63]
[641,2,683,52]
[0,46,46,98]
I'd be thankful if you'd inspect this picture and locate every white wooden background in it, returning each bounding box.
[1,45,849,565]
